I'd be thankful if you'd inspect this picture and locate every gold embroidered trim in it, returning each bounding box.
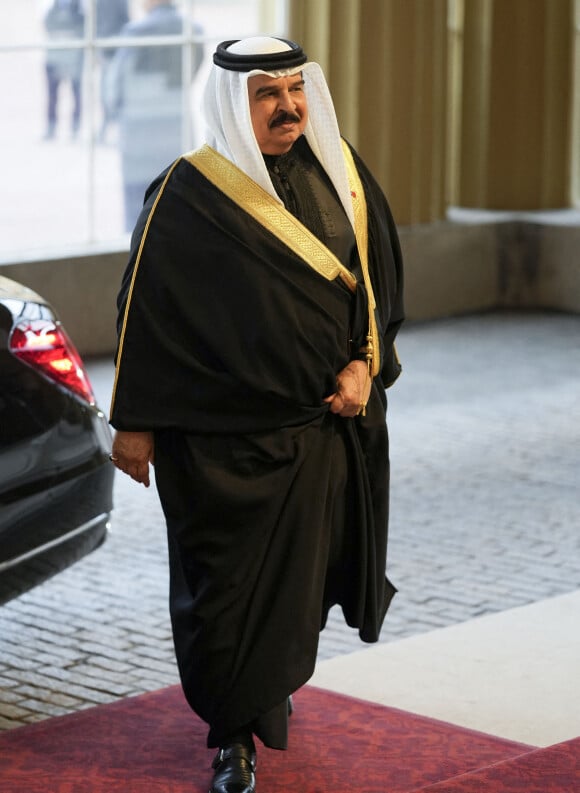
[183,145,357,293]
[110,159,182,416]
[341,140,381,378]
[110,143,382,419]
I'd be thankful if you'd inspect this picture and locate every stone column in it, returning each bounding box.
[456,0,574,209]
[288,0,449,225]
[572,0,580,205]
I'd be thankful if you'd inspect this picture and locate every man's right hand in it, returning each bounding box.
[110,430,154,487]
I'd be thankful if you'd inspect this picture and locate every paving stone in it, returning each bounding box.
[0,702,38,720]
[124,655,178,675]
[0,689,29,705]
[0,715,22,729]
[13,687,83,709]
[15,699,76,718]
[0,652,43,671]
[130,674,181,691]
[1,669,132,701]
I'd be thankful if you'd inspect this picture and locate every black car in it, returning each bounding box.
[0,275,114,604]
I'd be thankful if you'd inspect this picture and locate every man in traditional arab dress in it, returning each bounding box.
[109,35,404,793]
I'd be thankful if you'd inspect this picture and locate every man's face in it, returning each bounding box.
[248,73,308,155]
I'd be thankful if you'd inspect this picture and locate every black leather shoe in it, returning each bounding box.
[209,742,256,793]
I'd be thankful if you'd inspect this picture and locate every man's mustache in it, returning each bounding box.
[270,111,301,128]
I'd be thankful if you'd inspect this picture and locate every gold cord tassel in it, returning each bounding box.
[356,326,374,417]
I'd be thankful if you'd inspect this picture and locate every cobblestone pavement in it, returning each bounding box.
[1,311,579,730]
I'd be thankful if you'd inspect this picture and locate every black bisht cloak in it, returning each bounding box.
[110,140,404,744]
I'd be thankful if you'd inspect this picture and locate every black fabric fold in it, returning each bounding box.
[110,142,403,746]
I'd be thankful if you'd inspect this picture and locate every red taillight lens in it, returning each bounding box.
[9,319,96,405]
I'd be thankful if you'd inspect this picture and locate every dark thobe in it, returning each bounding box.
[110,135,404,749]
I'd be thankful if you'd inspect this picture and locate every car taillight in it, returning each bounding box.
[9,319,96,405]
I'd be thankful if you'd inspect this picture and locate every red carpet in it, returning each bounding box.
[412,737,580,792]
[0,685,577,792]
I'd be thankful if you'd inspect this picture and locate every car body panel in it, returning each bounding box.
[0,274,114,603]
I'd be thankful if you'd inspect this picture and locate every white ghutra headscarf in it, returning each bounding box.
[202,36,355,228]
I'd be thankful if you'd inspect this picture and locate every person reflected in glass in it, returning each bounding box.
[42,0,85,140]
[95,0,130,143]
[103,0,204,231]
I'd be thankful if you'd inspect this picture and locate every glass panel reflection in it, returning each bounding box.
[100,3,202,230]
[0,0,284,259]
[43,1,86,140]
[0,49,91,257]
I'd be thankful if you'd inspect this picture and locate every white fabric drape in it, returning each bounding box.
[202,37,355,227]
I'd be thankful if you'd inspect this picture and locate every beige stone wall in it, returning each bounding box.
[2,220,578,356]
[400,218,580,321]
[2,250,127,358]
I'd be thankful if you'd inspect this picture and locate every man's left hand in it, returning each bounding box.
[323,360,371,417]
